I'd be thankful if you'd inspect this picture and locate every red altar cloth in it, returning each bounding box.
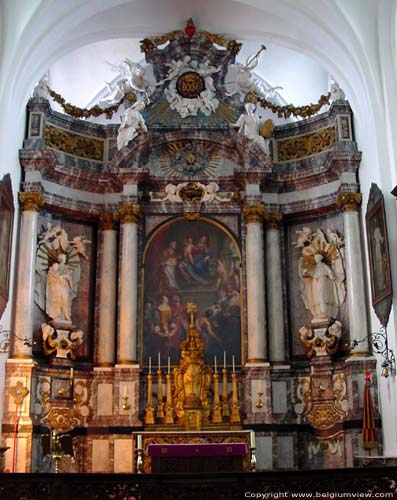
[147,443,247,457]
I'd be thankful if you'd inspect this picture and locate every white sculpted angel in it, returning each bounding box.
[296,228,346,323]
[117,101,147,150]
[100,59,151,107]
[233,102,270,154]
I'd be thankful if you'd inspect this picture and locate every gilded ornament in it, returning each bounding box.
[47,86,120,119]
[184,212,201,221]
[263,211,283,229]
[259,92,331,120]
[332,373,349,415]
[18,191,45,212]
[260,119,275,139]
[242,204,264,223]
[179,182,205,202]
[73,380,93,420]
[8,381,29,406]
[44,407,77,431]
[336,192,362,212]
[277,126,336,162]
[307,402,341,429]
[118,204,141,224]
[44,125,104,161]
[99,213,119,231]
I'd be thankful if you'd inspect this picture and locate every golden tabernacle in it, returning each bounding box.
[144,302,241,431]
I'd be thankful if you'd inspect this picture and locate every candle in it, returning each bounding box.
[224,351,226,369]
[214,355,217,373]
[168,356,170,375]
[250,430,255,449]
[232,355,235,373]
[158,352,161,371]
[149,357,151,375]
[70,367,74,380]
[137,434,142,449]
[311,365,314,375]
[123,384,127,398]
[258,380,262,393]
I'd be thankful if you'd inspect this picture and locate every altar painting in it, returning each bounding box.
[142,218,242,367]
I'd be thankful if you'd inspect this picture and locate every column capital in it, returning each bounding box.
[264,211,283,229]
[118,204,141,224]
[243,204,264,223]
[336,192,362,212]
[18,192,45,212]
[99,212,119,230]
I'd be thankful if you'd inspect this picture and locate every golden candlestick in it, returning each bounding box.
[164,373,174,424]
[212,372,222,424]
[255,391,264,409]
[221,368,230,417]
[230,372,241,424]
[145,374,155,424]
[156,369,165,420]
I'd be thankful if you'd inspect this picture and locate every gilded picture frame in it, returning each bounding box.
[0,174,14,319]
[365,183,392,326]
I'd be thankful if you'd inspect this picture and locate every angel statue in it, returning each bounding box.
[99,59,151,108]
[35,223,90,325]
[233,102,270,154]
[227,45,283,103]
[295,227,346,323]
[117,101,147,150]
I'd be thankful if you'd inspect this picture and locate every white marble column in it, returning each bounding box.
[118,205,140,365]
[11,192,44,358]
[97,213,118,367]
[264,212,286,363]
[243,205,267,363]
[337,193,369,354]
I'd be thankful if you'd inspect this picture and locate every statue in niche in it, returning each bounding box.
[35,224,90,325]
[233,102,270,154]
[99,59,151,107]
[295,227,346,323]
[117,101,147,150]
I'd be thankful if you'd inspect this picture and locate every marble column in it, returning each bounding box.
[11,192,45,358]
[243,204,267,363]
[264,211,286,363]
[336,193,369,354]
[118,205,140,365]
[97,213,118,367]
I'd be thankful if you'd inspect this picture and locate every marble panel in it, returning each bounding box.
[97,383,113,416]
[271,381,288,414]
[114,439,133,473]
[92,439,111,473]
[255,435,273,470]
[277,435,294,469]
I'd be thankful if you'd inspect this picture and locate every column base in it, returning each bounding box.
[9,354,33,360]
[96,362,114,368]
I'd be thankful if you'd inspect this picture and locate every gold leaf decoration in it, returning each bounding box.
[44,125,104,161]
[277,126,336,162]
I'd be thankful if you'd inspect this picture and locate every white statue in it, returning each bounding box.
[227,45,283,103]
[35,224,89,325]
[117,101,147,150]
[330,76,345,101]
[233,102,270,154]
[32,75,49,99]
[46,254,74,323]
[99,59,151,107]
[295,227,346,323]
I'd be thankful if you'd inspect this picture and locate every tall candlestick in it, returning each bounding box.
[149,357,151,375]
[158,352,161,371]
[168,356,170,375]
[224,351,226,369]
[232,355,235,373]
[214,355,217,373]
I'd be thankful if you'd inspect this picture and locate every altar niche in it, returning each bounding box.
[141,217,242,369]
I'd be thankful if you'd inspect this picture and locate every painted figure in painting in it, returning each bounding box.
[143,219,242,366]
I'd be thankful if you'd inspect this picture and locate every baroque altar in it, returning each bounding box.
[1,20,379,474]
